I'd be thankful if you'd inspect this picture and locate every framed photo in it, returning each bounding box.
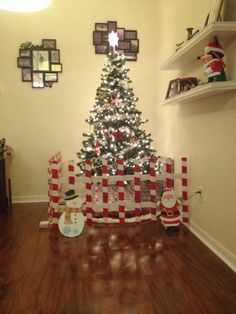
[17,57,31,68]
[95,23,108,32]
[108,21,117,32]
[32,72,44,88]
[102,32,109,44]
[117,28,125,40]
[124,30,137,40]
[50,50,60,63]
[32,50,49,71]
[22,68,32,81]
[19,49,31,57]
[208,0,224,23]
[95,44,108,54]
[93,31,102,45]
[42,39,57,49]
[179,77,198,93]
[124,52,137,61]
[45,72,58,82]
[165,78,180,99]
[118,41,130,51]
[51,63,62,72]
[130,39,139,52]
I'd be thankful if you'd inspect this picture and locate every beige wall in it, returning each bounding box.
[155,0,236,264]
[1,0,235,268]
[0,0,158,200]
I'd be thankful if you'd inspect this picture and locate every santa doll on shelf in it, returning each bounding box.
[198,37,226,82]
[158,188,181,233]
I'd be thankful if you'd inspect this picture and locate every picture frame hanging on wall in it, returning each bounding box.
[17,39,63,88]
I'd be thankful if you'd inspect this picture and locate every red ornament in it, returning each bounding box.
[113,130,124,141]
[95,140,101,155]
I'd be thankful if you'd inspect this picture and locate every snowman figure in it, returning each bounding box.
[58,189,85,237]
[158,188,181,233]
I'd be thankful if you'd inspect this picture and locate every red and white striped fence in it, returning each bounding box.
[45,153,189,229]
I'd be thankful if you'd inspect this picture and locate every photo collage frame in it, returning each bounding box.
[17,39,62,88]
[93,21,139,61]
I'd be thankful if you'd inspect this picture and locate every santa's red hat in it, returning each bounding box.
[205,38,224,56]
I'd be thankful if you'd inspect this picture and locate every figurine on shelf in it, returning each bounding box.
[198,37,226,82]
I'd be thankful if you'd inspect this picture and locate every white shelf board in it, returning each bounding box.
[161,81,236,105]
[161,22,236,71]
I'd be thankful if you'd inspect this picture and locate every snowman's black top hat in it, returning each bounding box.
[64,189,78,200]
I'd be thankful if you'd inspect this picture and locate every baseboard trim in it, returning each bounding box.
[13,195,48,203]
[187,220,236,273]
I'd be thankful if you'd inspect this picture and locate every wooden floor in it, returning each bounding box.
[0,204,236,314]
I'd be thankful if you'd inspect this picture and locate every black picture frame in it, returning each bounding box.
[45,72,58,82]
[50,49,60,63]
[22,68,32,81]
[117,28,125,40]
[179,77,198,93]
[130,39,139,52]
[165,79,180,99]
[19,49,31,57]
[51,63,63,72]
[118,41,130,51]
[95,44,109,54]
[108,21,117,33]
[42,39,57,49]
[32,72,44,88]
[95,23,108,32]
[124,52,137,61]
[93,31,103,45]
[17,57,31,68]
[124,30,137,40]
[32,50,50,72]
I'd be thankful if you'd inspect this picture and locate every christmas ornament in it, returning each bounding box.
[198,37,226,82]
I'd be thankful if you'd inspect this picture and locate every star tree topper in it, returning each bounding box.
[108,31,119,49]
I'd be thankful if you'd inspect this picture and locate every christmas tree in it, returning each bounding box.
[77,33,159,176]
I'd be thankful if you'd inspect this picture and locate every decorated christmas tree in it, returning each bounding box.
[77,32,159,176]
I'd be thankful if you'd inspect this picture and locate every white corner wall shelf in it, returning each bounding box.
[161,81,236,105]
[161,22,236,71]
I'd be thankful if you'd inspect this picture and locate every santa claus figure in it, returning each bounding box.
[158,188,181,233]
[198,37,226,82]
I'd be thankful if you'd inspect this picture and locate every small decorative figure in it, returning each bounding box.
[58,189,85,237]
[198,37,226,82]
[186,27,194,40]
[158,188,181,234]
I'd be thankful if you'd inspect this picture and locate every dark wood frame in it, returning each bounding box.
[32,49,50,72]
[108,21,117,33]
[44,72,58,82]
[42,39,57,49]
[179,77,198,93]
[17,57,31,68]
[95,23,108,32]
[165,78,180,99]
[22,68,32,81]
[124,52,137,61]
[19,49,31,57]
[50,50,60,63]
[124,30,137,40]
[51,63,62,73]
[95,44,109,54]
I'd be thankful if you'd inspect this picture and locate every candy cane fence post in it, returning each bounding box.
[149,156,157,221]
[102,158,109,223]
[134,161,141,222]
[117,159,125,224]
[181,157,189,223]
[85,160,93,226]
[68,160,75,190]
[165,158,173,189]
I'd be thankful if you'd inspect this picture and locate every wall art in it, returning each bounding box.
[93,21,139,61]
[17,39,62,88]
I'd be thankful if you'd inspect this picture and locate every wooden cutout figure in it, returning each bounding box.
[158,188,181,234]
[58,189,85,237]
